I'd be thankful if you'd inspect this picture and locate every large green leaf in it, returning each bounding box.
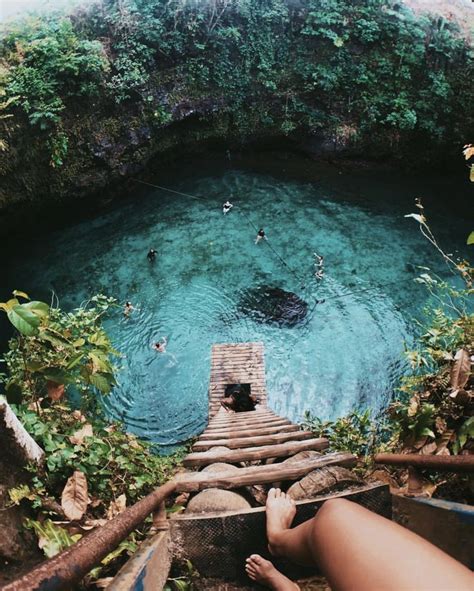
[88,332,109,347]
[66,353,84,370]
[39,330,72,347]
[43,367,74,384]
[467,231,474,246]
[89,351,111,373]
[7,305,40,336]
[23,301,50,318]
[88,372,112,393]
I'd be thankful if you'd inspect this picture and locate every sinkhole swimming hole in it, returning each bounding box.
[3,165,471,451]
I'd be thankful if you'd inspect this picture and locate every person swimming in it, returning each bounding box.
[314,252,324,279]
[255,228,266,244]
[152,337,167,353]
[123,301,134,316]
[147,248,157,262]
[223,200,233,215]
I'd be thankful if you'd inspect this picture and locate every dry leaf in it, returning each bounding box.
[89,497,103,509]
[94,577,114,589]
[47,381,65,401]
[69,424,93,445]
[436,429,454,456]
[450,349,471,390]
[106,494,126,520]
[72,410,86,423]
[27,398,44,412]
[449,389,471,406]
[420,441,437,455]
[463,145,474,160]
[412,436,428,450]
[61,471,88,521]
[435,416,447,434]
[80,519,107,531]
[407,394,420,417]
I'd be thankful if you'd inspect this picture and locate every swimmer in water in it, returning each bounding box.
[223,200,233,215]
[255,228,266,244]
[152,337,167,353]
[147,248,157,262]
[123,301,134,316]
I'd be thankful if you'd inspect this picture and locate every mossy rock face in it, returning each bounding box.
[238,285,308,327]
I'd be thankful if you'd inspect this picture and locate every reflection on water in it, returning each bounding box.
[3,167,471,449]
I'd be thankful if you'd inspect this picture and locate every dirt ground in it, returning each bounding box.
[403,0,473,39]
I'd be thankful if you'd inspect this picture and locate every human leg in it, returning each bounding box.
[245,555,299,591]
[266,489,474,591]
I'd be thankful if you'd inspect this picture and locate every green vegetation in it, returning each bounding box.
[1,292,185,571]
[302,409,394,462]
[0,292,119,406]
[1,0,473,167]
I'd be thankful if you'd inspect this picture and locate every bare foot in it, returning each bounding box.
[266,488,296,556]
[245,554,299,591]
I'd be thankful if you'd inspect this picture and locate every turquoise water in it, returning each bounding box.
[2,162,471,448]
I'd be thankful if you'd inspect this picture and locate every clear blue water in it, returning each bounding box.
[2,161,471,449]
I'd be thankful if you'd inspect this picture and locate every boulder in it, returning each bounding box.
[185,489,251,514]
[281,450,322,464]
[202,462,239,473]
[287,467,363,500]
[238,286,308,327]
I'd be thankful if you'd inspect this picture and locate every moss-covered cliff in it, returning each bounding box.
[0,0,473,232]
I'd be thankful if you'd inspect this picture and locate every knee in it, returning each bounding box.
[315,498,353,526]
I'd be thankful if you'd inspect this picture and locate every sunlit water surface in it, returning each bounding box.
[3,165,471,449]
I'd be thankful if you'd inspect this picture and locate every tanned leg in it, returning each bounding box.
[245,554,299,591]
[265,489,474,591]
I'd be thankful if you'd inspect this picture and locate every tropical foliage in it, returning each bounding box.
[1,0,473,165]
[0,291,119,407]
[1,292,186,573]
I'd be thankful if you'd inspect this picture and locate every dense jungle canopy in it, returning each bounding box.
[0,0,473,226]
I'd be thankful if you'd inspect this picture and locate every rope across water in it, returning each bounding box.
[132,178,410,314]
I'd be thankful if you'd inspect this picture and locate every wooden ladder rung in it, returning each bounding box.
[183,438,329,467]
[198,424,301,440]
[176,452,356,492]
[192,430,315,451]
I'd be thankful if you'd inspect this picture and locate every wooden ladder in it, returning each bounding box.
[177,343,356,492]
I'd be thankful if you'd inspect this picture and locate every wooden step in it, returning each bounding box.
[192,430,314,451]
[208,411,278,426]
[183,438,329,467]
[209,408,275,420]
[176,452,355,492]
[198,424,301,440]
[204,418,291,434]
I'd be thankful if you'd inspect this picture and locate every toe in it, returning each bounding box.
[251,554,263,564]
[268,488,276,499]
